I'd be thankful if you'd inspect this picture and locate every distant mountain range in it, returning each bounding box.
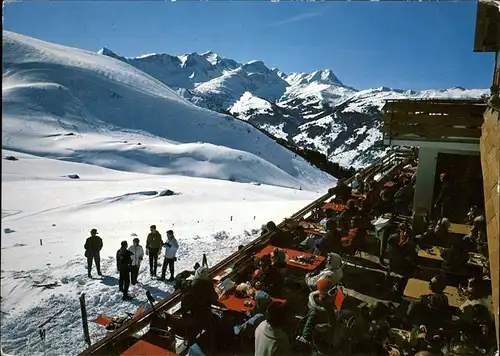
[3,31,335,190]
[99,48,488,169]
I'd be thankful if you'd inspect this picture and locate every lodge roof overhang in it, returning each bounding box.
[382,98,487,149]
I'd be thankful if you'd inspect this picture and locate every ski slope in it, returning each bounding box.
[0,150,321,355]
[2,30,334,191]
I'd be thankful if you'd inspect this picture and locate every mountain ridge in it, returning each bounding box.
[2,30,335,190]
[96,46,487,168]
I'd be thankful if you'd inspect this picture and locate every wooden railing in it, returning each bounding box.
[382,99,487,142]
[77,148,416,356]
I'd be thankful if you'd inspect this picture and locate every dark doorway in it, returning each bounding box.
[433,152,484,223]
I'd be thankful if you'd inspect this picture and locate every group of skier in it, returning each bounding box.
[84,225,179,300]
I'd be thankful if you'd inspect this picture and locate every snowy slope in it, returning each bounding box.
[1,150,320,355]
[98,45,487,169]
[2,31,334,191]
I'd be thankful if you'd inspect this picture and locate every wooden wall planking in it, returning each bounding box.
[479,106,500,348]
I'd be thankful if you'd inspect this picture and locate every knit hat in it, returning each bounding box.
[317,278,332,297]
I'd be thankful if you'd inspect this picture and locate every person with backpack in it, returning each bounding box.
[160,230,179,281]
[146,225,163,277]
[128,238,144,285]
[116,241,134,300]
[84,228,103,278]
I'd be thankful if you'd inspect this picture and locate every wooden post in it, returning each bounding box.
[79,293,91,347]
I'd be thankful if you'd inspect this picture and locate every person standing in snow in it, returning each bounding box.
[116,241,134,300]
[84,228,103,278]
[128,238,144,285]
[146,225,163,277]
[160,230,179,281]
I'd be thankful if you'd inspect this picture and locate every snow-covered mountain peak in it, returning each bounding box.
[179,52,213,69]
[229,92,273,117]
[241,60,272,74]
[200,51,240,72]
[201,50,220,65]
[308,69,343,86]
[133,52,182,65]
[97,47,123,60]
[285,69,344,87]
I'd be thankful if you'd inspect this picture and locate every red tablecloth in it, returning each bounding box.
[255,245,325,271]
[121,340,177,356]
[351,192,367,199]
[322,203,346,212]
[219,294,286,312]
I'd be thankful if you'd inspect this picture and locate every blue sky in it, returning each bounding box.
[3,1,493,91]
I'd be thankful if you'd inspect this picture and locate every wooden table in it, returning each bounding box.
[322,203,346,212]
[255,245,326,271]
[219,294,286,313]
[403,278,467,308]
[299,221,326,236]
[417,246,486,267]
[449,223,472,235]
[121,340,177,356]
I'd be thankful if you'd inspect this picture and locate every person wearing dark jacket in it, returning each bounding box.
[116,241,134,300]
[337,199,360,232]
[393,183,414,214]
[314,221,342,256]
[386,223,417,292]
[265,221,294,247]
[174,262,201,291]
[84,228,103,278]
[340,216,366,254]
[373,189,394,216]
[329,180,352,203]
[179,266,227,344]
[442,240,470,273]
[434,173,452,219]
[146,225,163,277]
[252,255,284,298]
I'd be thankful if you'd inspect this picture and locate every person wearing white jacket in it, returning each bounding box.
[128,238,144,285]
[305,252,343,291]
[160,230,179,281]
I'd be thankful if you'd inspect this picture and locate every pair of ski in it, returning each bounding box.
[92,290,157,329]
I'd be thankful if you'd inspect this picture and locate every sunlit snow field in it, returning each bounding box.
[1,151,321,355]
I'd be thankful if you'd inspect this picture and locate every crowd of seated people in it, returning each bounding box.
[153,170,495,356]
